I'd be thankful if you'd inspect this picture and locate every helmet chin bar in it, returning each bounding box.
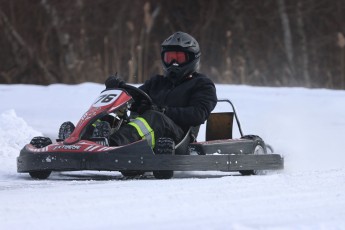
[168,72,177,79]
[166,67,179,79]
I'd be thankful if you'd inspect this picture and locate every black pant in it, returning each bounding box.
[109,110,185,146]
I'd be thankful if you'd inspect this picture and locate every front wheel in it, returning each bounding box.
[153,138,175,179]
[239,135,267,176]
[28,137,53,179]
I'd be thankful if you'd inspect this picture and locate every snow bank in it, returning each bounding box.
[0,110,41,175]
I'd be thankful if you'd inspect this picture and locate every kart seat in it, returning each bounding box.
[206,112,233,141]
[174,112,234,154]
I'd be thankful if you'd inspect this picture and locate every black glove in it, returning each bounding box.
[105,75,125,89]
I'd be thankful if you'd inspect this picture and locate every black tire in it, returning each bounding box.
[29,137,53,179]
[239,135,267,176]
[266,144,274,154]
[120,170,145,177]
[58,121,75,140]
[29,171,52,179]
[153,170,173,179]
[153,138,175,179]
[30,136,53,148]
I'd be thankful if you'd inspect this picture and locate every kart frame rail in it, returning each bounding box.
[17,140,284,172]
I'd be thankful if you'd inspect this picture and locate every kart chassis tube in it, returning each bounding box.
[18,141,283,172]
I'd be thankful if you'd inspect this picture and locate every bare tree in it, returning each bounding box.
[0,0,344,89]
[296,0,310,87]
[277,0,295,84]
[0,8,57,84]
[338,32,345,89]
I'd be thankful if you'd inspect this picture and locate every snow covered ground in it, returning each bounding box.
[1,83,345,230]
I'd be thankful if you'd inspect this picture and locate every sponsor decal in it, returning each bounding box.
[26,145,48,152]
[53,145,82,150]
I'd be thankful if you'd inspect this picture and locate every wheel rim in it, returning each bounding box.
[253,145,267,175]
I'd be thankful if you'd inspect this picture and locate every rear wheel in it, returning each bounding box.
[153,138,175,179]
[239,135,267,176]
[28,137,53,179]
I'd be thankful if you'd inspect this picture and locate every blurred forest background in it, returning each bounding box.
[0,0,345,89]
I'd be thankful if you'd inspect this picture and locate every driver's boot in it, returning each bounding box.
[92,121,111,138]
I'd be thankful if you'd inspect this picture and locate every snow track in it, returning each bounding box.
[1,83,345,229]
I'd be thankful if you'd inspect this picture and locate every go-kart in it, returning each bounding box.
[17,84,284,179]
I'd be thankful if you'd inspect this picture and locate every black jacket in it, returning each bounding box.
[139,73,217,130]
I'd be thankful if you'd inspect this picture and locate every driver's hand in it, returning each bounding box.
[105,75,125,89]
[130,100,151,114]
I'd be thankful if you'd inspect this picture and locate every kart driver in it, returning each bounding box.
[105,31,217,148]
[59,32,217,148]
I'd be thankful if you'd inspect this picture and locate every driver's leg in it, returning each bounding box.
[109,125,141,146]
[109,110,184,147]
[139,110,184,144]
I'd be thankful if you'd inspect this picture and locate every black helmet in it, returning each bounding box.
[161,32,201,82]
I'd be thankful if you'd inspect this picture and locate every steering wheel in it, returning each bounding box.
[121,84,153,105]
